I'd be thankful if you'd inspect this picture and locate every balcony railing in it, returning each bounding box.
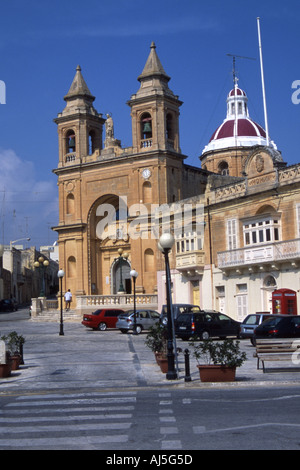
[218,238,300,269]
[176,250,205,272]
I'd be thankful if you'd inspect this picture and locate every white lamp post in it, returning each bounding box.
[158,233,177,380]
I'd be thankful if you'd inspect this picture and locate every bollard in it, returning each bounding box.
[184,348,191,382]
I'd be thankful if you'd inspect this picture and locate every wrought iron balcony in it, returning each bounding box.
[217,238,300,270]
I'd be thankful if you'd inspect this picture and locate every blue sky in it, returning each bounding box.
[0,0,299,247]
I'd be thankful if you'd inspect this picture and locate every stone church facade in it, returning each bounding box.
[53,43,207,308]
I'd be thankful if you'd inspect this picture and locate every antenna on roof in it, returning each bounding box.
[257,17,270,147]
[226,54,256,86]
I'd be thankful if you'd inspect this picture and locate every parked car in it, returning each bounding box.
[161,304,201,325]
[0,299,18,312]
[116,309,161,334]
[175,309,241,340]
[240,313,274,344]
[253,315,300,341]
[81,308,125,330]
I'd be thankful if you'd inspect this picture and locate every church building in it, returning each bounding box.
[53,42,300,319]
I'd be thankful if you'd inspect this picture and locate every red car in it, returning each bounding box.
[82,308,125,331]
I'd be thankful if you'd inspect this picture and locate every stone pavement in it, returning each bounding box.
[1,310,300,393]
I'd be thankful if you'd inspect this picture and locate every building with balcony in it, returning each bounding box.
[52,42,300,320]
[156,79,300,320]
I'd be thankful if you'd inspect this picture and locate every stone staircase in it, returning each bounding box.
[31,309,82,322]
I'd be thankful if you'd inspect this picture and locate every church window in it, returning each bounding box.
[218,161,229,176]
[89,130,96,155]
[140,112,152,148]
[166,113,173,140]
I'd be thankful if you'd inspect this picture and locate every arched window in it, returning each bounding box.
[89,130,96,155]
[218,161,229,176]
[166,113,173,140]
[140,113,152,148]
[67,256,76,278]
[144,248,154,272]
[66,130,76,154]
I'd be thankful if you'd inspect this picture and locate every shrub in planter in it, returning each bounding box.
[189,338,247,382]
[1,331,25,370]
[145,324,168,371]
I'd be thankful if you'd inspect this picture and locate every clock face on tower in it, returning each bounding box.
[142,168,151,179]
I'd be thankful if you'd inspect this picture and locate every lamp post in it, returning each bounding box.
[33,256,49,297]
[57,269,65,336]
[10,237,31,250]
[130,269,138,335]
[158,233,177,380]
[117,248,129,293]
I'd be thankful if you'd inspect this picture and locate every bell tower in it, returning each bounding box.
[128,42,182,154]
[54,65,105,168]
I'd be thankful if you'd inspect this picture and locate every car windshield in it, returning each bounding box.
[244,315,260,325]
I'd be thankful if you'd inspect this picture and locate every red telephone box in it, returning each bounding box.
[272,289,298,316]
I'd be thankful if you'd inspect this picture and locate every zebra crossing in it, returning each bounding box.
[0,389,196,450]
[0,391,137,450]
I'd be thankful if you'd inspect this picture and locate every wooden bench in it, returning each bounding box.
[254,338,300,373]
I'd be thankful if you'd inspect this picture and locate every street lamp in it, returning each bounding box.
[57,269,65,336]
[117,248,129,293]
[158,233,177,380]
[33,256,49,297]
[130,269,138,335]
[10,237,31,250]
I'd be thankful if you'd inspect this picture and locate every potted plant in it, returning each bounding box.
[145,323,168,372]
[0,351,12,378]
[189,338,247,382]
[1,331,25,370]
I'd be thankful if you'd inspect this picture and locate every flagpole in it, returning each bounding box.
[257,17,270,146]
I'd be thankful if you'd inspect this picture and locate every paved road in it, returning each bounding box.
[1,387,300,450]
[1,309,300,451]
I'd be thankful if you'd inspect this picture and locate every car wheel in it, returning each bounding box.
[201,330,210,340]
[135,325,142,334]
[120,329,128,334]
[98,322,107,331]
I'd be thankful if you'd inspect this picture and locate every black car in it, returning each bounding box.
[253,315,300,340]
[0,299,17,312]
[161,304,200,325]
[175,310,241,340]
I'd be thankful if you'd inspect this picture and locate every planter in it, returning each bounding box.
[0,362,12,378]
[11,354,21,371]
[155,354,168,373]
[197,364,236,382]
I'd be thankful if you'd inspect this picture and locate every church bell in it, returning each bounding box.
[68,137,75,148]
[143,122,152,133]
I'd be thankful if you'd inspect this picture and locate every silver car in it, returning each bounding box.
[116,309,161,334]
[240,313,274,344]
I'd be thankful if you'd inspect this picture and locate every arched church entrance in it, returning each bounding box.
[88,194,131,296]
[111,257,132,294]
